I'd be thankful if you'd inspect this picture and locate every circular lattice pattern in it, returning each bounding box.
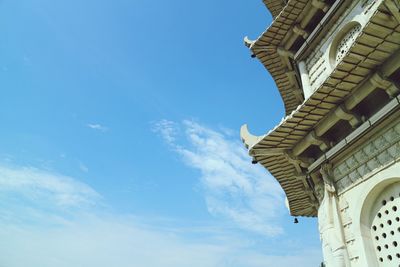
[371,183,400,266]
[335,24,362,63]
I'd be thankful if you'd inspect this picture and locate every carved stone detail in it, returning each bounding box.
[333,121,400,192]
[318,164,351,267]
[339,198,360,263]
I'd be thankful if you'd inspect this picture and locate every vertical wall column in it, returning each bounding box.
[298,61,312,99]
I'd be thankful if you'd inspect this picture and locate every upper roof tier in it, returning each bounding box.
[247,0,332,115]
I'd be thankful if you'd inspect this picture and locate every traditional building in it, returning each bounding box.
[241,0,400,266]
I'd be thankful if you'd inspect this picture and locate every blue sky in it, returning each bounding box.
[0,1,322,266]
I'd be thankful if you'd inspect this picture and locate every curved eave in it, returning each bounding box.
[253,48,303,115]
[259,154,318,217]
[249,0,312,115]
[245,5,400,217]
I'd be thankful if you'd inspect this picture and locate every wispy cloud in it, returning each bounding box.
[78,161,89,173]
[0,164,99,208]
[0,162,321,267]
[152,119,178,145]
[0,215,321,267]
[87,123,108,132]
[154,120,285,236]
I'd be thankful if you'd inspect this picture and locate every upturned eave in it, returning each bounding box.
[247,0,334,115]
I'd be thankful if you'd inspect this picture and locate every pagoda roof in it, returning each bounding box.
[262,0,286,18]
[242,4,400,217]
[247,0,332,115]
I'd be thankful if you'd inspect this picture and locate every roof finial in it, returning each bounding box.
[244,36,255,48]
[240,124,262,149]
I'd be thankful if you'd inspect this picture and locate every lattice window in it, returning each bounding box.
[335,24,362,64]
[370,183,400,266]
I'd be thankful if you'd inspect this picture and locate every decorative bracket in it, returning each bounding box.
[320,163,337,193]
[311,130,331,152]
[334,105,362,128]
[312,0,330,12]
[277,47,294,58]
[370,72,400,98]
[293,25,309,39]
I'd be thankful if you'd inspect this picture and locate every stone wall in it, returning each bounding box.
[333,120,400,193]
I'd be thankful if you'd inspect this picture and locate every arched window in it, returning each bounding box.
[369,182,400,266]
[329,22,362,67]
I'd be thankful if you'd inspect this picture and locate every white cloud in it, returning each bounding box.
[87,123,108,132]
[0,164,99,208]
[152,119,179,145]
[0,163,321,267]
[0,215,321,267]
[154,120,285,236]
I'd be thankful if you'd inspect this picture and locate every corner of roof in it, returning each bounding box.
[240,124,264,150]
